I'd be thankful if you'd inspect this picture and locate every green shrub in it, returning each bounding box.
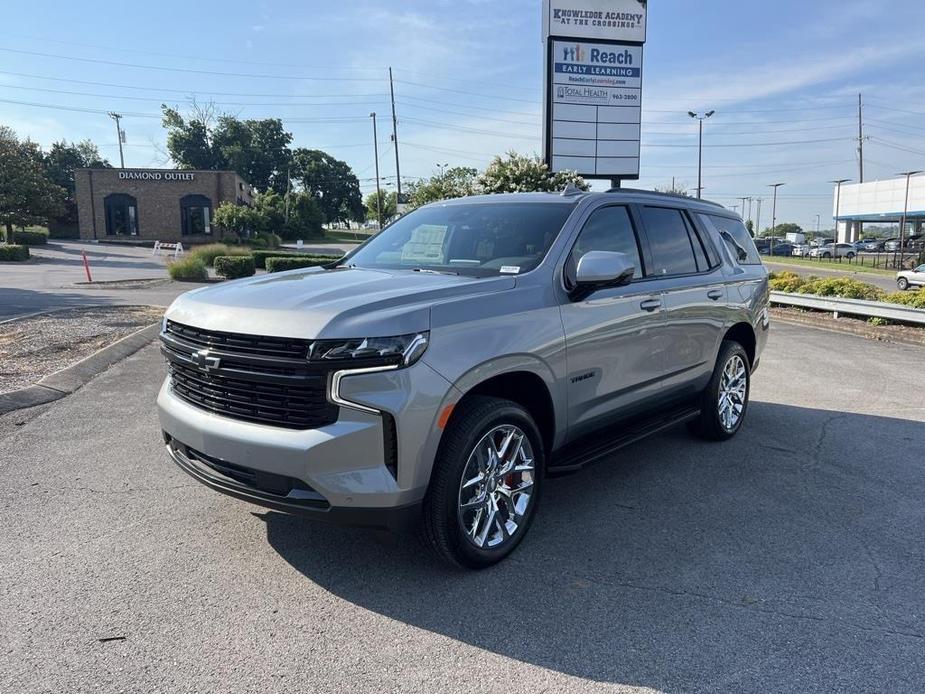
[252,232,281,249]
[13,230,48,245]
[768,271,810,293]
[0,244,30,261]
[168,256,209,282]
[265,256,335,273]
[251,250,340,269]
[883,289,925,309]
[800,277,883,301]
[214,255,256,279]
[189,243,250,267]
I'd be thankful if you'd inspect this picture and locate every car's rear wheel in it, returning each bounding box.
[847,252,856,259]
[421,396,543,569]
[688,340,750,441]
[897,277,909,290]
[822,252,832,259]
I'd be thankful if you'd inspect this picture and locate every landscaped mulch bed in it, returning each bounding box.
[0,306,163,394]
[771,306,925,347]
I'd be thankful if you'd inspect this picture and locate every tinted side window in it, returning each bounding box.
[566,206,643,285]
[700,214,762,265]
[640,206,698,276]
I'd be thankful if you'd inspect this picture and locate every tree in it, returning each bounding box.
[290,149,364,224]
[654,182,690,197]
[161,105,292,192]
[406,166,478,208]
[365,190,397,222]
[762,222,803,237]
[212,202,261,236]
[478,151,588,193]
[43,140,111,225]
[0,127,65,241]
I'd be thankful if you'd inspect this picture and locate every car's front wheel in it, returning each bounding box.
[688,340,751,441]
[422,396,543,569]
[897,277,909,290]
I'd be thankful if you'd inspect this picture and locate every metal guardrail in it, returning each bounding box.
[769,291,925,325]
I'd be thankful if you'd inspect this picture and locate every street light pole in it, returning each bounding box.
[688,110,714,199]
[829,179,851,251]
[768,182,785,255]
[107,112,125,168]
[896,170,923,269]
[754,198,762,239]
[370,112,382,229]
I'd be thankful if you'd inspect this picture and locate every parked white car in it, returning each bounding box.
[896,264,925,291]
[808,243,857,259]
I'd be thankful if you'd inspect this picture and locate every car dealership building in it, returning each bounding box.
[834,175,925,242]
[75,168,253,242]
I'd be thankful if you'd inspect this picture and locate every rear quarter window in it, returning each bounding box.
[699,214,762,265]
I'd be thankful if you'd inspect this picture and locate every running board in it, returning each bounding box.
[548,405,701,474]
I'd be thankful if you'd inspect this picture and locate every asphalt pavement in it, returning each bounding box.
[1,322,924,693]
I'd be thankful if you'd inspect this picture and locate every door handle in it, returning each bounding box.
[707,289,723,301]
[640,299,661,312]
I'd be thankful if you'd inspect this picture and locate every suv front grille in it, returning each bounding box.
[161,320,339,430]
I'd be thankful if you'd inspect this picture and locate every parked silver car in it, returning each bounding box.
[157,190,769,568]
[897,264,925,290]
[808,243,857,259]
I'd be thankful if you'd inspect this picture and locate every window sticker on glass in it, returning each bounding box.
[499,265,521,274]
[400,225,447,264]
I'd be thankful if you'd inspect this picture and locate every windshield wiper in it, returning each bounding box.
[411,267,458,276]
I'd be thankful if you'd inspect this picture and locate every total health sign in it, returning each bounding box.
[542,0,647,180]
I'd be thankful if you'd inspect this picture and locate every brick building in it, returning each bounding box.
[75,168,253,242]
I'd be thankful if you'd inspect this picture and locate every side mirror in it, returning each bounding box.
[571,250,635,301]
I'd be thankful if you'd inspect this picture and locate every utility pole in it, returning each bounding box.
[768,183,785,255]
[830,178,851,246]
[688,110,715,198]
[107,112,125,168]
[815,213,821,237]
[857,93,865,184]
[370,112,382,228]
[284,167,291,223]
[896,170,923,268]
[754,198,762,239]
[739,196,748,220]
[388,67,402,208]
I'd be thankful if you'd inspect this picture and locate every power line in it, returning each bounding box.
[0,46,383,82]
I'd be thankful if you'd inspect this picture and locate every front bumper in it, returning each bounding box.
[164,436,420,531]
[157,356,456,527]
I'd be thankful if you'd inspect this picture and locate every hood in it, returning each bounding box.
[165,266,515,339]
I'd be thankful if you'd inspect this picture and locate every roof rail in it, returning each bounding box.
[604,187,727,209]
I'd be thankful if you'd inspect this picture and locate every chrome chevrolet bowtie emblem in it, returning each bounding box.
[191,349,221,371]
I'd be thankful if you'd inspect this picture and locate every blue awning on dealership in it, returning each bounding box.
[836,209,925,223]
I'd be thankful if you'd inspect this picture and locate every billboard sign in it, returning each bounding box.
[542,0,647,181]
[543,0,647,44]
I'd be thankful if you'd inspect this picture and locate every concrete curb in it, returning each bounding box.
[0,322,160,415]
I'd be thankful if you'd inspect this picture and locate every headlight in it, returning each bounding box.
[309,332,429,368]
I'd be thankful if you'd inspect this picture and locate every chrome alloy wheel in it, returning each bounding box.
[718,354,747,430]
[457,424,536,549]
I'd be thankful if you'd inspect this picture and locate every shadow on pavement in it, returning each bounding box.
[260,401,925,691]
[0,288,119,320]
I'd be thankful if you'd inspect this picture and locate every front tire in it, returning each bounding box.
[688,340,751,441]
[421,396,544,569]
[897,277,909,291]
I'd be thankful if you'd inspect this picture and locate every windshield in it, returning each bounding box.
[343,202,575,276]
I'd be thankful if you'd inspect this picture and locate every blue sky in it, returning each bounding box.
[3,0,925,228]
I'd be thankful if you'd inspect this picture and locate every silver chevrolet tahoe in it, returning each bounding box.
[158,189,769,568]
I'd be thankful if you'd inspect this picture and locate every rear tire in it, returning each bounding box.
[421,396,544,569]
[687,340,751,441]
[897,277,909,291]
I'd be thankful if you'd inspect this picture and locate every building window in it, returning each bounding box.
[180,194,212,236]
[104,193,138,236]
